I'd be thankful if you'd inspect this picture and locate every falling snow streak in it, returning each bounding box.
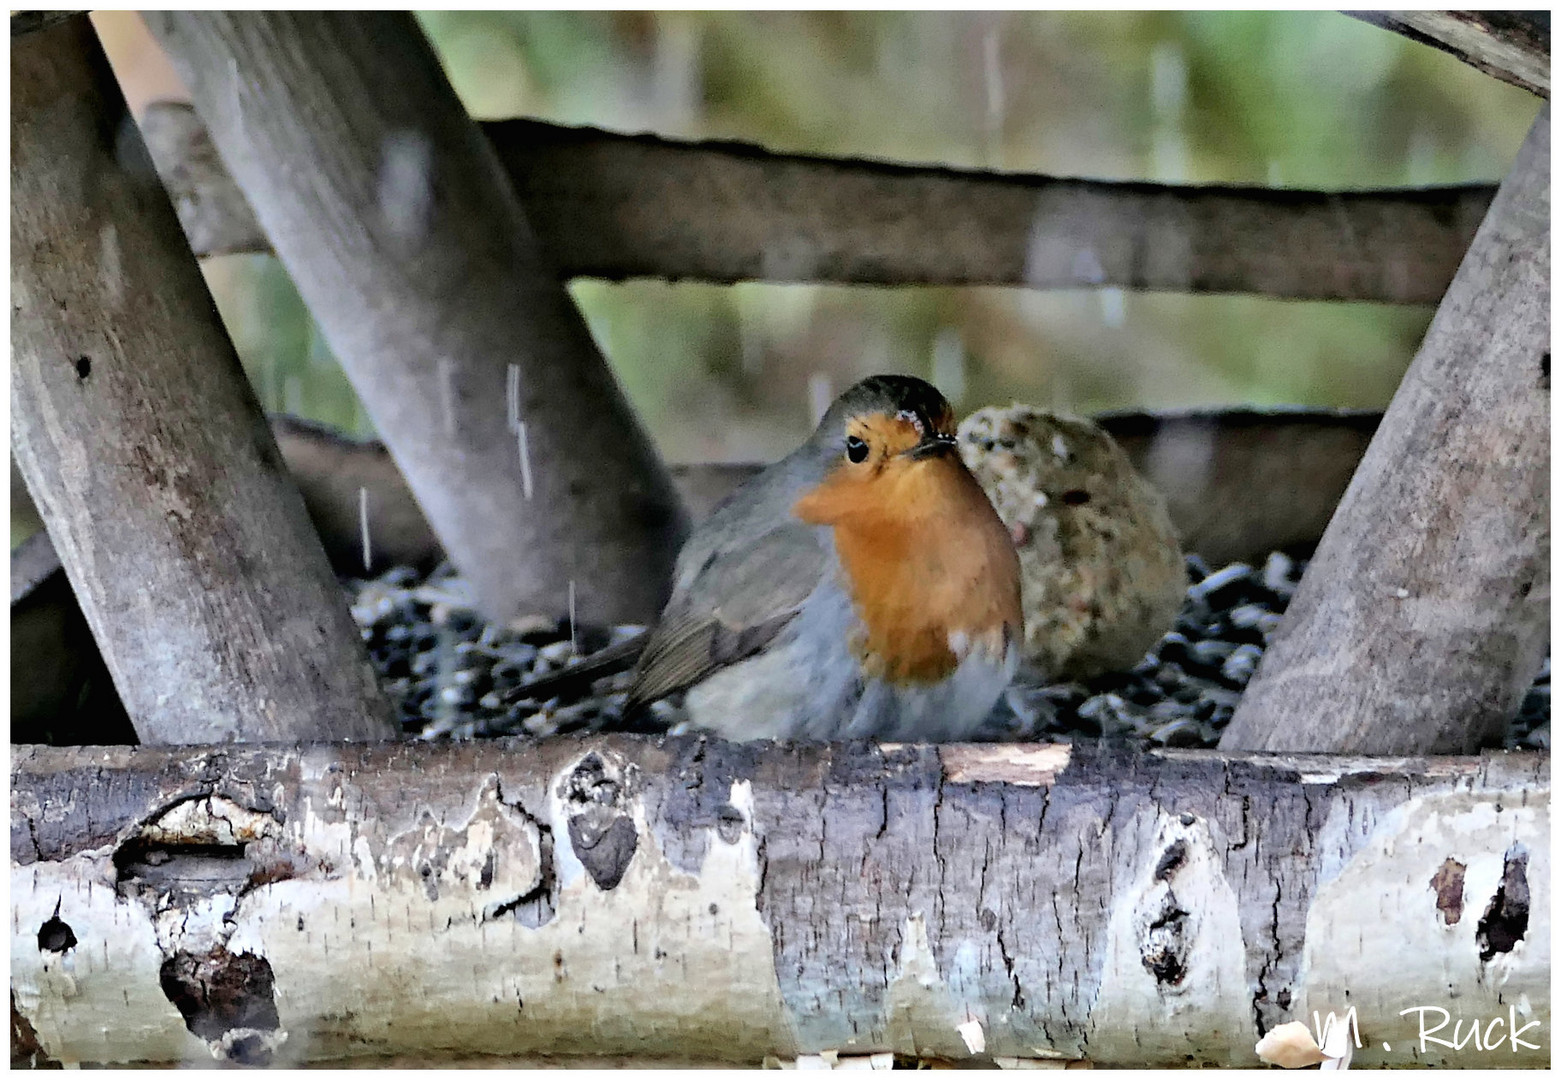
[568,579,578,658]
[506,363,521,433]
[377,130,434,243]
[516,422,534,500]
[981,17,1005,170]
[507,363,533,499]
[359,486,371,573]
[438,358,457,438]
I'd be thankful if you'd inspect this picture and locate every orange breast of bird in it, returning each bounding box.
[792,448,1023,685]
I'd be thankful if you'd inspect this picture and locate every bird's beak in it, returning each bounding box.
[905,433,959,460]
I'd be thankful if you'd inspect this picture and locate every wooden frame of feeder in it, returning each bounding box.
[9,11,1549,1068]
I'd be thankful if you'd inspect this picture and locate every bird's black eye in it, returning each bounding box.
[1061,489,1091,506]
[845,436,869,463]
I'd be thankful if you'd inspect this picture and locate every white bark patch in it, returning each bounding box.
[231,759,797,1063]
[958,1017,987,1053]
[882,912,978,1060]
[140,795,282,847]
[1296,790,1548,1067]
[939,744,1072,786]
[1086,810,1254,1065]
[377,772,543,911]
[13,861,192,1065]
[153,895,235,955]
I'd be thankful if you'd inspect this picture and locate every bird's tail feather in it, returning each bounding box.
[504,632,648,704]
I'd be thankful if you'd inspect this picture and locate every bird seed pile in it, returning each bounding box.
[347,553,1550,751]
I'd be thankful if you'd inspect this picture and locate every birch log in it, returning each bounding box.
[11,738,1548,1067]
[10,17,395,744]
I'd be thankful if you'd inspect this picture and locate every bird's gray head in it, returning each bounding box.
[807,375,958,467]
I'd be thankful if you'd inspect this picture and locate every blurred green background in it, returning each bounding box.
[118,11,1549,469]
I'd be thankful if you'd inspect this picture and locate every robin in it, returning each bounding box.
[520,375,1023,741]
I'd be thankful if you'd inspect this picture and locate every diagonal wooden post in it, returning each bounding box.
[143,11,690,627]
[10,17,396,744]
[1222,105,1550,755]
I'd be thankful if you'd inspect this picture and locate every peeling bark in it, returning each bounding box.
[10,739,1548,1067]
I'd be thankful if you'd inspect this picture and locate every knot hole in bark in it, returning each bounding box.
[562,751,639,891]
[1476,847,1529,961]
[38,899,76,954]
[37,916,76,955]
[715,802,747,844]
[1140,838,1191,986]
[1140,893,1190,986]
[158,946,281,1065]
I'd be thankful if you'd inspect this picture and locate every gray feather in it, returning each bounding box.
[629,512,826,707]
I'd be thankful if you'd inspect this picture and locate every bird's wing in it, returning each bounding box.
[628,520,825,706]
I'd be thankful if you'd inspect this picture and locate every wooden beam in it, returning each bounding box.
[138,101,1494,305]
[10,17,396,744]
[1223,105,1551,755]
[143,12,690,626]
[1347,10,1549,97]
[15,406,1383,589]
[10,738,1548,1067]
[273,406,1380,574]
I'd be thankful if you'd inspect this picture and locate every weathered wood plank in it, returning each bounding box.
[10,738,1548,1067]
[10,17,395,744]
[14,405,1380,599]
[265,407,1381,574]
[1223,106,1550,755]
[1348,11,1549,97]
[137,101,1494,305]
[143,12,690,626]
